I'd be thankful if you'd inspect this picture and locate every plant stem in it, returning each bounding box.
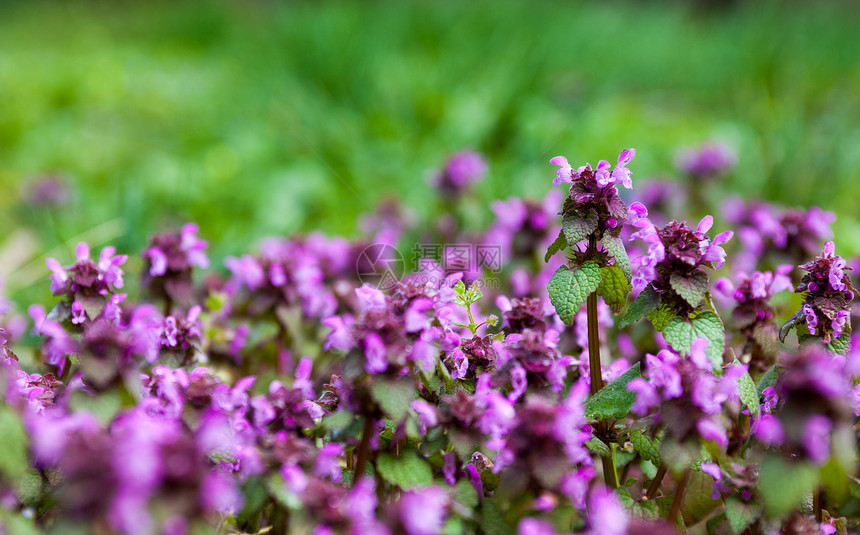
[355,416,375,482]
[601,443,619,489]
[668,469,692,525]
[646,465,668,500]
[586,235,615,487]
[587,290,603,395]
[815,487,823,523]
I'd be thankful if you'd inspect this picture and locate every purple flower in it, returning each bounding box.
[803,415,832,465]
[399,487,448,535]
[587,488,628,535]
[675,142,736,179]
[411,399,438,433]
[432,151,488,196]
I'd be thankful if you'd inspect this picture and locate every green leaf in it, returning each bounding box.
[759,456,819,516]
[724,498,760,534]
[454,478,479,509]
[545,230,567,263]
[663,312,725,371]
[69,390,123,426]
[618,285,660,328]
[586,436,610,456]
[756,365,778,398]
[480,496,515,535]
[370,377,415,421]
[547,261,601,324]
[562,210,598,246]
[0,407,28,483]
[629,430,661,466]
[597,266,632,315]
[585,363,641,420]
[322,410,354,430]
[376,450,433,490]
[646,305,675,332]
[602,234,632,281]
[734,360,759,418]
[681,470,722,526]
[669,271,709,308]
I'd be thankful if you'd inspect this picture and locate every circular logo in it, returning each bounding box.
[356,244,405,290]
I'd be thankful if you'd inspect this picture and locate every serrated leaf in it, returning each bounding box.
[619,285,660,328]
[370,377,415,421]
[586,437,610,456]
[646,305,675,332]
[562,210,598,247]
[585,363,641,420]
[756,365,778,398]
[759,456,819,516]
[547,262,601,324]
[629,431,661,466]
[664,312,725,371]
[545,230,567,263]
[597,266,632,315]
[376,450,433,489]
[602,234,632,281]
[733,360,759,418]
[725,498,760,534]
[669,272,709,308]
[0,407,28,483]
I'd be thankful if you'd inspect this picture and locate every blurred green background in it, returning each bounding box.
[1,0,860,301]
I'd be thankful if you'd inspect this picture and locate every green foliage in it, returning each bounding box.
[756,364,778,398]
[480,496,515,535]
[547,261,601,325]
[597,265,632,315]
[376,450,434,490]
[370,377,415,421]
[669,272,709,308]
[759,456,819,517]
[646,305,676,332]
[680,470,723,526]
[585,363,641,420]
[663,312,725,371]
[733,360,760,418]
[724,498,761,534]
[629,430,661,467]
[453,280,483,307]
[618,285,660,328]
[322,410,354,431]
[544,230,566,263]
[562,210,598,246]
[0,406,28,483]
[602,235,632,281]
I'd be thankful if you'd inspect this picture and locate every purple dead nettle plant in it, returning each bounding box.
[5,147,860,535]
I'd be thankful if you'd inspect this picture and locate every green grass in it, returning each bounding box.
[1,0,859,301]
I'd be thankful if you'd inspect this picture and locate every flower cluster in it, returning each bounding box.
[628,340,742,448]
[142,223,209,308]
[630,213,733,313]
[722,199,835,275]
[430,151,488,197]
[715,266,793,371]
[794,241,855,344]
[675,142,736,180]
[551,149,635,240]
[46,242,128,324]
